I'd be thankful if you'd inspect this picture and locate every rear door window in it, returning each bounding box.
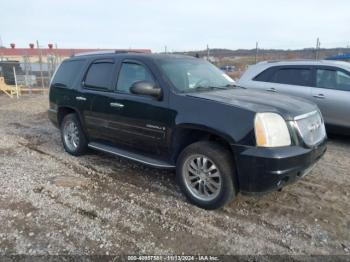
[271,68,312,86]
[316,69,350,91]
[84,61,115,90]
[52,60,85,88]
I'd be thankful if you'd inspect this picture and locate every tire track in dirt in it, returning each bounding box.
[1,95,349,255]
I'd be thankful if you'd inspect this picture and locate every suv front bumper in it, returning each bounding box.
[232,139,327,194]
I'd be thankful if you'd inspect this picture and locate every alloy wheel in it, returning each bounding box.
[182,154,222,201]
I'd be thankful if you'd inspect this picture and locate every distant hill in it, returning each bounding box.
[174,47,350,60]
[172,47,350,79]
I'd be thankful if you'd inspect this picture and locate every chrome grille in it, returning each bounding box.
[294,111,326,147]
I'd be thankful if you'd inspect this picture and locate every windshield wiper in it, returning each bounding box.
[220,83,246,89]
[231,84,246,89]
[184,85,233,93]
[191,86,216,91]
[207,85,235,90]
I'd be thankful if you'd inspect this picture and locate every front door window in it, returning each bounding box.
[116,62,155,93]
[316,69,350,91]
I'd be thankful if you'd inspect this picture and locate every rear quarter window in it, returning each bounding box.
[51,59,85,88]
[84,62,115,90]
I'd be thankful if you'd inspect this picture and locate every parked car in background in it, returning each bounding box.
[220,65,236,72]
[238,60,350,134]
[49,52,327,209]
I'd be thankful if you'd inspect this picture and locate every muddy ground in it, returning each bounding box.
[0,94,349,256]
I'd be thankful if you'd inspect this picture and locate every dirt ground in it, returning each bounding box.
[0,94,349,256]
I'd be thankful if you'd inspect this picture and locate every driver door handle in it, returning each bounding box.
[110,102,124,108]
[76,96,86,101]
[313,94,325,99]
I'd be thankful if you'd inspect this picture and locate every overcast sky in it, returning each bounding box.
[1,0,349,52]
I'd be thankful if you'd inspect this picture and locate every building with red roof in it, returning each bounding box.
[0,43,151,63]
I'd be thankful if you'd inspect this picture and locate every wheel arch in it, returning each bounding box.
[57,106,83,128]
[170,124,236,163]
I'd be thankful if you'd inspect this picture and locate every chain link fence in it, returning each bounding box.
[0,54,61,97]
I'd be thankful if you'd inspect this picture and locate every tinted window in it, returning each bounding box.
[253,68,274,82]
[271,68,311,86]
[338,71,350,90]
[84,62,114,89]
[116,63,154,93]
[52,60,85,87]
[316,69,350,91]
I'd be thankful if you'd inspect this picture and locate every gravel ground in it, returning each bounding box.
[0,94,349,256]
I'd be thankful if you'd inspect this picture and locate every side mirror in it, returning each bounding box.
[130,81,162,99]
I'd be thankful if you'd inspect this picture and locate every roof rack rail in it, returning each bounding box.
[114,50,148,54]
[73,50,114,57]
[73,49,149,57]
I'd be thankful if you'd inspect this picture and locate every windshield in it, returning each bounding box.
[157,58,235,93]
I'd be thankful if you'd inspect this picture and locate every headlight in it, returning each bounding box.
[254,113,291,147]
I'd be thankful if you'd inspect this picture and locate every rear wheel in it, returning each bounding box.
[60,113,88,156]
[176,141,237,209]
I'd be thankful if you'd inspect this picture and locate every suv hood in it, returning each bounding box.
[186,88,318,121]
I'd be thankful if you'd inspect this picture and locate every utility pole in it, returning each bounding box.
[55,43,60,65]
[36,40,45,89]
[206,44,210,60]
[315,37,321,60]
[164,45,167,54]
[255,41,259,64]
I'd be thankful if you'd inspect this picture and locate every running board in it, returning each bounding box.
[88,142,175,169]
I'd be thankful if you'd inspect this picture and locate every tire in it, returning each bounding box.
[176,141,237,210]
[60,113,88,156]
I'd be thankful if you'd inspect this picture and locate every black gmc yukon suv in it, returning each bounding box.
[49,51,327,209]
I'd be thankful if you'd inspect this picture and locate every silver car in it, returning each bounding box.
[238,60,350,132]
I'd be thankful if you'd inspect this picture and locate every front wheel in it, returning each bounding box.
[60,113,88,156]
[176,141,237,209]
